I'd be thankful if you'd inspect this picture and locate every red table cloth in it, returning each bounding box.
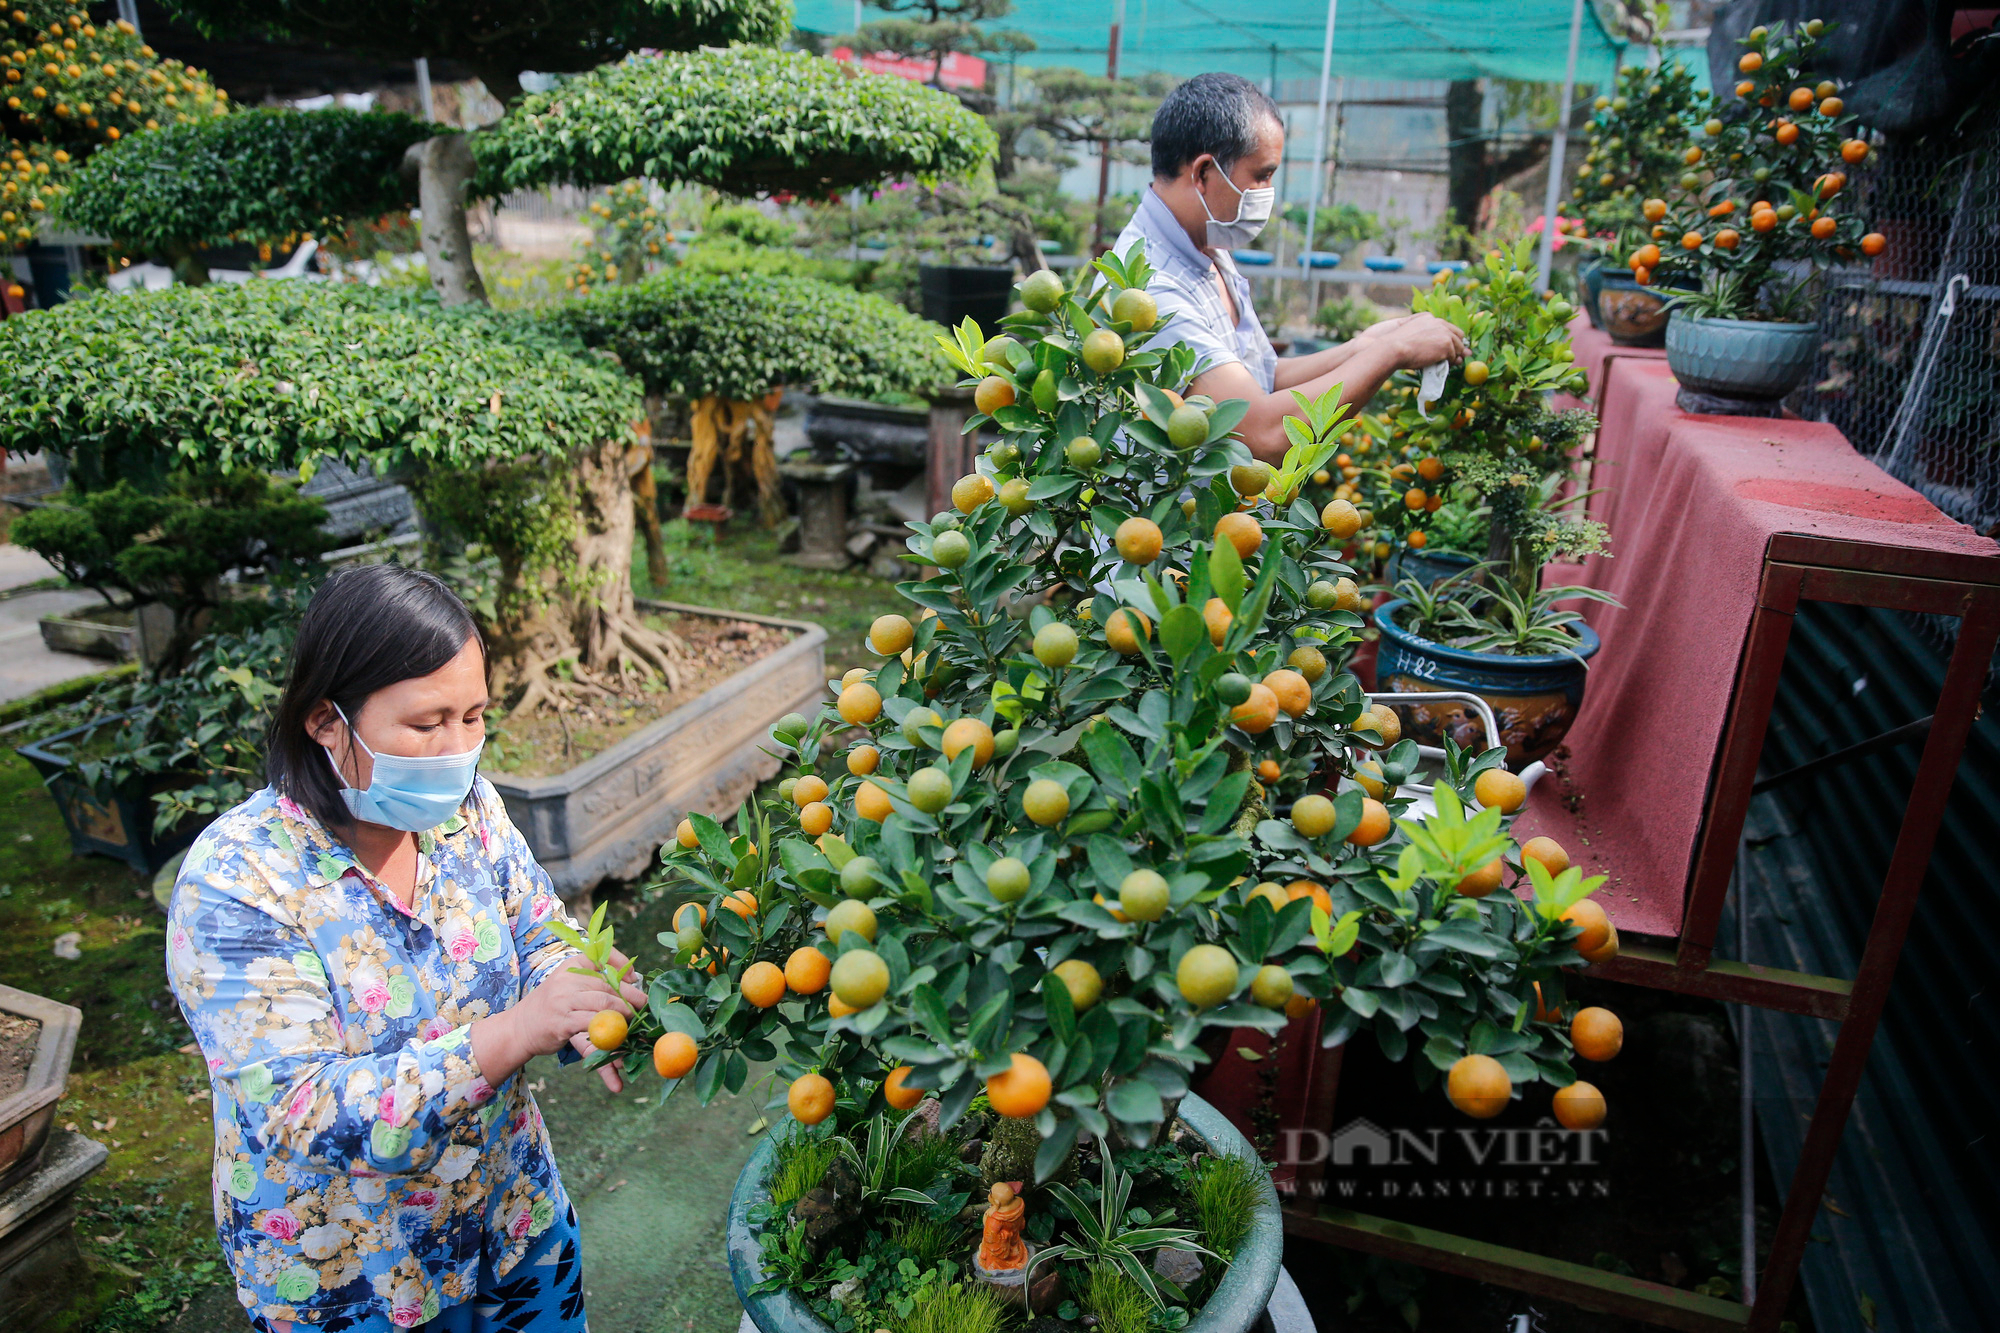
[1516,358,1997,940]
[1552,314,1667,416]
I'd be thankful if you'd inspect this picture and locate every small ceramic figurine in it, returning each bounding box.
[976,1181,1028,1272]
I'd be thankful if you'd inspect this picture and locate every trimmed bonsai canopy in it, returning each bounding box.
[549,253,1634,1329]
[555,270,950,522]
[57,107,429,283]
[1,0,222,254]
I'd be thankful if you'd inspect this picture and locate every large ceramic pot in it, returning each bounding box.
[1664,314,1818,403]
[918,264,1013,331]
[726,1093,1283,1333]
[1595,272,1679,346]
[1373,598,1601,767]
[15,714,205,875]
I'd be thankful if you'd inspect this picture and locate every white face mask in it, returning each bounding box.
[1197,162,1275,250]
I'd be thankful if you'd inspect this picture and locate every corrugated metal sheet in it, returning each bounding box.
[1741,601,2000,1332]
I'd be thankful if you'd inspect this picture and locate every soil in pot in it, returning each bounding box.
[0,1011,40,1100]
[484,610,794,778]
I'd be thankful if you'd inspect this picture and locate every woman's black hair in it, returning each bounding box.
[267,564,485,829]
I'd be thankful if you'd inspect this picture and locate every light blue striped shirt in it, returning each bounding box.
[1113,187,1278,393]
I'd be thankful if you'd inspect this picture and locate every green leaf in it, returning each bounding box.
[1208,538,1246,613]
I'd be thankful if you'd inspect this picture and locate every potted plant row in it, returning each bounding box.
[565,251,1636,1333]
[1611,19,1888,407]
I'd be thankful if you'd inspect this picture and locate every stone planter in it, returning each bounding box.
[15,715,205,875]
[805,396,931,466]
[0,985,80,1192]
[489,602,827,902]
[0,1131,106,1328]
[37,604,135,661]
[726,1093,1284,1333]
[1373,598,1601,768]
[1664,313,1819,405]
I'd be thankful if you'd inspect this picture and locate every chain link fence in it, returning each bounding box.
[1789,112,2000,686]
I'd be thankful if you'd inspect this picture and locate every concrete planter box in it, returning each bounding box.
[0,1131,107,1329]
[37,604,135,661]
[0,985,81,1193]
[490,601,827,902]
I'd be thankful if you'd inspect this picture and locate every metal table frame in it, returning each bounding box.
[1283,532,2000,1332]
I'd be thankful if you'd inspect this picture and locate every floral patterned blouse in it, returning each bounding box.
[166,778,584,1328]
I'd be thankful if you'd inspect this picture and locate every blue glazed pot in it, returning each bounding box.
[1664,313,1818,402]
[1386,548,1478,591]
[1363,255,1406,272]
[1373,598,1601,767]
[1578,258,1607,329]
[727,1094,1283,1333]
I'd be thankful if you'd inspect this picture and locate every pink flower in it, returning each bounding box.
[287,1082,314,1120]
[261,1209,301,1241]
[404,1189,438,1210]
[357,978,390,1013]
[276,794,306,821]
[207,1056,225,1072]
[510,1206,532,1239]
[378,1090,399,1125]
[447,931,478,962]
[421,1018,452,1042]
[512,1110,529,1132]
[1527,215,1573,251]
[469,1079,492,1105]
[172,927,189,951]
[391,1303,424,1327]
[530,897,552,922]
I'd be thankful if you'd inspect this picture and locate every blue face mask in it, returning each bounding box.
[324,703,483,832]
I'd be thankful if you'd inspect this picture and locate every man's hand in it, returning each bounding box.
[1388,313,1468,367]
[472,947,645,1090]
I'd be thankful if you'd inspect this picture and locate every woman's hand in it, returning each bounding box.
[471,948,646,1090]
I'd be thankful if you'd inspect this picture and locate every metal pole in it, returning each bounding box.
[414,57,435,122]
[114,0,139,37]
[1537,0,1586,293]
[1301,0,1338,278]
[1091,0,1127,253]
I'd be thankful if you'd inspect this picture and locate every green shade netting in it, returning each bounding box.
[793,0,1624,86]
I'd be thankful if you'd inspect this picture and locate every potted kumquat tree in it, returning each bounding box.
[588,251,1632,1333]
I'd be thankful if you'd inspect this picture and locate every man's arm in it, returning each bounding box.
[1269,315,1416,391]
[1200,315,1468,465]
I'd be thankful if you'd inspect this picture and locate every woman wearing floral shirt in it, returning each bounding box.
[168,565,643,1331]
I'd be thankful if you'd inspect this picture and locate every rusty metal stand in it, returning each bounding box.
[1283,533,2000,1332]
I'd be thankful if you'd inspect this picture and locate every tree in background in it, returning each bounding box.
[157,0,788,303]
[57,107,428,281]
[845,0,1034,108]
[2,0,223,252]
[992,65,1175,259]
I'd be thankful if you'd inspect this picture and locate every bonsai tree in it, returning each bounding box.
[11,469,331,671]
[555,269,950,522]
[1624,19,1886,319]
[583,252,1629,1176]
[0,280,659,708]
[162,0,992,306]
[2,0,223,251]
[56,106,429,283]
[1342,240,1600,596]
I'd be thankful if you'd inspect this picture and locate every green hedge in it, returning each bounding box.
[56,108,429,251]
[0,283,639,485]
[473,47,997,199]
[551,270,951,404]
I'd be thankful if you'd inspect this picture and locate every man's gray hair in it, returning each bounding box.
[1150,72,1282,179]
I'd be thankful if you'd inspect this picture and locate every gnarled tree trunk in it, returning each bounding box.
[479,440,684,713]
[407,133,488,307]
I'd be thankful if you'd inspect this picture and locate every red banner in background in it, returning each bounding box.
[830,46,987,91]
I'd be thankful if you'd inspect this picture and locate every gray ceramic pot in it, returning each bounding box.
[726,1093,1283,1333]
[1664,314,1818,401]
